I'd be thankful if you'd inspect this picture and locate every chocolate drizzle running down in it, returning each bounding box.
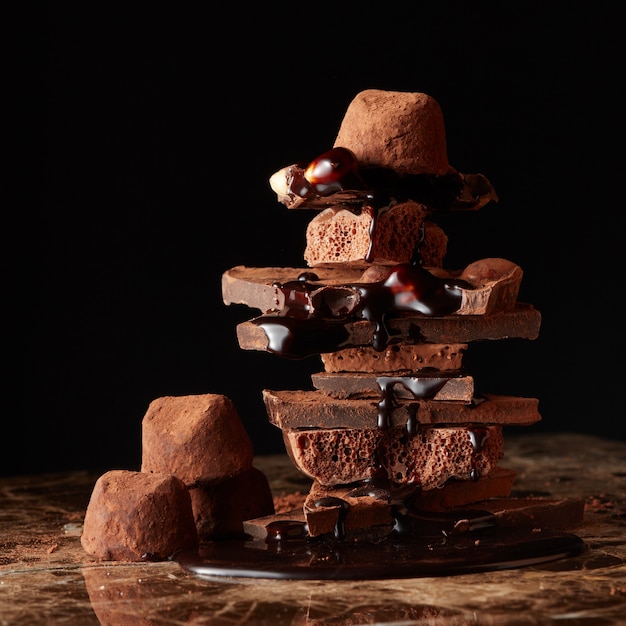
[252,263,473,359]
[468,426,491,481]
[375,372,452,430]
[310,497,350,540]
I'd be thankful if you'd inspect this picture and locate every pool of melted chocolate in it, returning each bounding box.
[174,509,586,581]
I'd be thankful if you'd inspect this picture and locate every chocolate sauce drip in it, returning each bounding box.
[252,315,353,358]
[312,497,350,540]
[406,403,420,436]
[375,374,451,430]
[253,263,472,359]
[345,485,391,501]
[468,426,490,481]
[286,155,495,213]
[365,205,377,262]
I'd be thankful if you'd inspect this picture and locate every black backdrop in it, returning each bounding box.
[23,3,623,477]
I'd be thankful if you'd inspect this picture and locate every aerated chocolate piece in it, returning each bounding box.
[264,390,541,430]
[282,424,504,487]
[321,343,468,373]
[303,202,447,267]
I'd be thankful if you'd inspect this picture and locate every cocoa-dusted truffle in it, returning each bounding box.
[188,467,275,540]
[333,89,450,176]
[81,470,198,562]
[141,393,253,485]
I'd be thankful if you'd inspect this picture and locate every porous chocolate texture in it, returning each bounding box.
[320,343,468,373]
[303,202,447,267]
[282,424,504,487]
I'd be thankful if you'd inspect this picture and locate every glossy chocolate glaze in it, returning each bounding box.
[253,263,472,359]
[175,508,586,580]
[281,147,497,212]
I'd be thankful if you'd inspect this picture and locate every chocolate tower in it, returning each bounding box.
[222,90,580,544]
[80,91,585,577]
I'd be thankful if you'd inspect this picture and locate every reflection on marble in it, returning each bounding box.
[1,433,625,625]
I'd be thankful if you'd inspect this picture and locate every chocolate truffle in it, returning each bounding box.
[81,470,198,562]
[141,393,254,485]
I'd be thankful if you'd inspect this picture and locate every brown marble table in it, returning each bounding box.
[1,432,625,625]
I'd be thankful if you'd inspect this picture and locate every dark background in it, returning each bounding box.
[22,3,623,478]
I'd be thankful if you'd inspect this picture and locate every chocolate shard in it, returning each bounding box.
[264,390,541,430]
[222,265,371,311]
[242,509,308,543]
[240,484,583,546]
[453,258,523,315]
[409,466,518,511]
[462,497,586,531]
[222,258,522,317]
[303,481,395,539]
[311,371,474,402]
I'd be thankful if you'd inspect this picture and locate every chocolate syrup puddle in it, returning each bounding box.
[174,512,586,580]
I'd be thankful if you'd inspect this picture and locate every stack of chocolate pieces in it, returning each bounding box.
[222,90,582,543]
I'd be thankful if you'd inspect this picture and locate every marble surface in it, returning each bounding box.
[1,432,625,625]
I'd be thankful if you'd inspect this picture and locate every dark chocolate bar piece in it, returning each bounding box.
[311,371,474,402]
[237,304,541,357]
[264,390,541,430]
